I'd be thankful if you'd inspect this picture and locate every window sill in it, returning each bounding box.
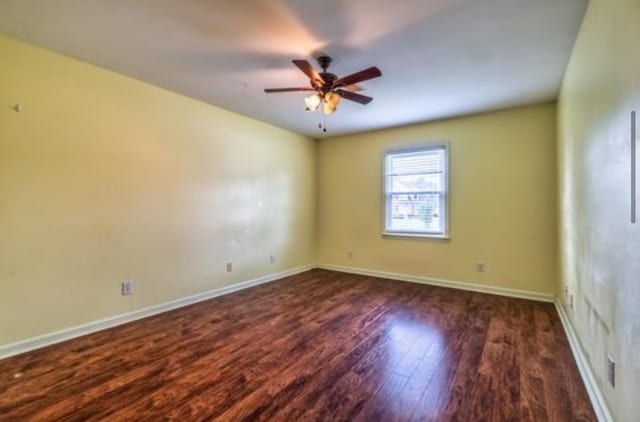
[382,231,450,240]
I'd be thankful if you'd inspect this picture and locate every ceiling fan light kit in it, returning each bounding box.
[264,55,382,119]
[303,91,341,115]
[304,93,322,111]
[323,91,340,114]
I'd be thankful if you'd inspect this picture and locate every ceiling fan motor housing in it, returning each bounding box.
[316,55,332,71]
[317,73,337,93]
[313,55,336,92]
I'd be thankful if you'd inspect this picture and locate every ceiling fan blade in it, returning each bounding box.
[342,84,363,92]
[264,87,315,93]
[333,66,382,88]
[292,59,325,85]
[336,89,373,105]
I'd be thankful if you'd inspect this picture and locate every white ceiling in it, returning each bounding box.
[0,0,587,138]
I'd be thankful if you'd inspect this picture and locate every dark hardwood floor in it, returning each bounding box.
[0,269,596,421]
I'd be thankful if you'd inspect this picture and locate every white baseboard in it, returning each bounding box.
[554,300,614,422]
[317,263,555,303]
[0,265,314,360]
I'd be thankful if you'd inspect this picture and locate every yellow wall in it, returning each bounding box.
[0,35,315,345]
[558,0,640,420]
[316,103,558,295]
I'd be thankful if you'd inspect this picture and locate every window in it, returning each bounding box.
[384,144,449,238]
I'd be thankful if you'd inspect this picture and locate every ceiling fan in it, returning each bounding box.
[264,55,382,115]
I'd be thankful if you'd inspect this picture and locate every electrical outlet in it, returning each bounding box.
[348,249,353,259]
[226,262,233,272]
[607,355,615,387]
[476,260,486,272]
[121,280,134,296]
[270,254,276,264]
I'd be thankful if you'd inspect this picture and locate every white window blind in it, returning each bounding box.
[384,145,448,237]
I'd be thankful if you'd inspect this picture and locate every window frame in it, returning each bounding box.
[382,142,450,239]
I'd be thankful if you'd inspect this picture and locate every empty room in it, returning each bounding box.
[0,0,638,421]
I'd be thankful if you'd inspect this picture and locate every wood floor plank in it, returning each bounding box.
[408,291,490,421]
[534,305,574,421]
[172,282,393,421]
[298,287,429,421]
[438,294,498,422]
[0,269,597,421]
[494,299,522,422]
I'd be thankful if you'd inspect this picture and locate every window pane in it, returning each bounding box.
[389,173,443,193]
[387,193,442,233]
[384,144,448,237]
